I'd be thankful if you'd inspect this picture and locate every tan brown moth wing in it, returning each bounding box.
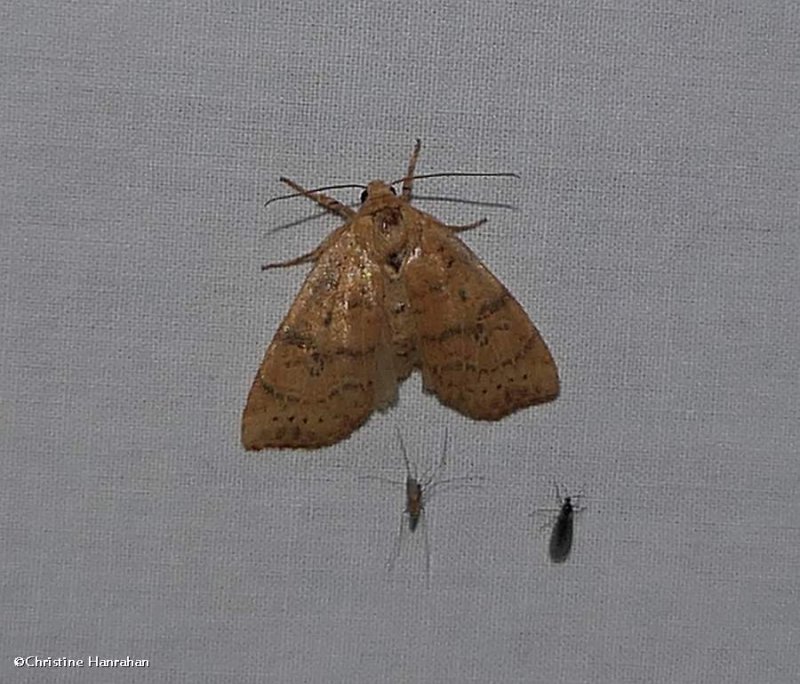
[403,217,559,420]
[242,222,397,449]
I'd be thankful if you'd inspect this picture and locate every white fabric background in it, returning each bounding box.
[2,1,799,682]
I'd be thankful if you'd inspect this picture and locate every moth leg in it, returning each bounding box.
[261,248,320,270]
[444,217,488,233]
[279,177,356,219]
[401,138,422,200]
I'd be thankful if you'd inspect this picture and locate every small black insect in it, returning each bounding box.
[537,484,583,564]
[549,495,576,563]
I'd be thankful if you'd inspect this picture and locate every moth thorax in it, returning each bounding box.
[372,207,409,273]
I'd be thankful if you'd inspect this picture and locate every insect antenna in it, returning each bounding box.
[394,425,417,483]
[264,182,367,207]
[390,171,519,186]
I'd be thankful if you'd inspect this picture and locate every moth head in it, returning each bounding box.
[360,181,397,204]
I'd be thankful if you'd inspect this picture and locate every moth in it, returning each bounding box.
[242,140,559,449]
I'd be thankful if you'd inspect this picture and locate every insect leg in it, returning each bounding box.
[401,138,422,200]
[261,249,320,270]
[387,512,406,574]
[278,177,356,219]
[445,218,488,233]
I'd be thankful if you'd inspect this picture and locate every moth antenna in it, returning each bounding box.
[391,171,519,186]
[264,182,367,207]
